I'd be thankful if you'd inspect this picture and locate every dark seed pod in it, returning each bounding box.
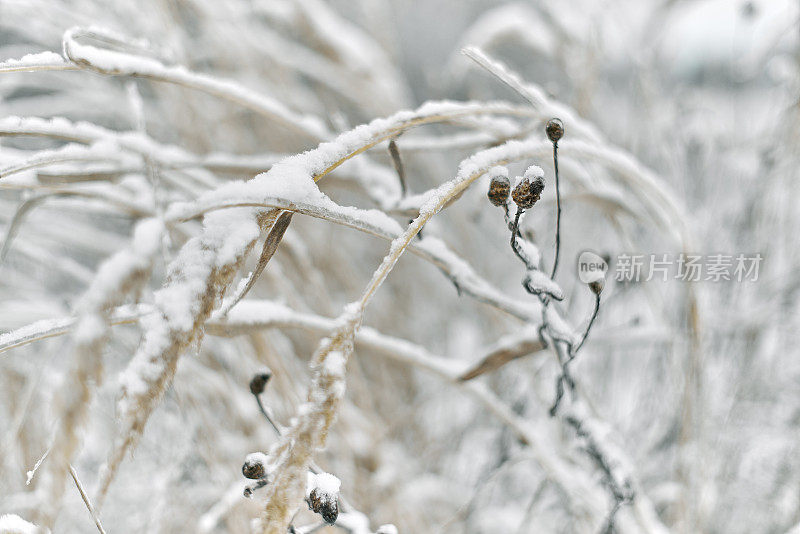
[512,175,545,209]
[242,453,268,480]
[546,118,564,143]
[488,175,510,206]
[242,460,264,480]
[249,370,272,395]
[530,175,545,197]
[487,167,510,207]
[589,278,605,296]
[308,488,339,524]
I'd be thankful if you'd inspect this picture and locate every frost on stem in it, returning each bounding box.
[0,514,41,534]
[97,208,263,506]
[38,218,163,526]
[61,26,332,140]
[562,405,635,532]
[524,269,564,300]
[257,137,543,533]
[0,51,70,73]
[95,102,535,505]
[259,308,354,534]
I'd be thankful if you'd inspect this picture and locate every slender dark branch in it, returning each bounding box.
[573,293,601,355]
[550,370,566,417]
[549,340,576,416]
[510,207,536,270]
[254,393,282,435]
[601,500,623,534]
[549,290,600,414]
[436,266,463,296]
[510,207,523,258]
[244,478,269,498]
[537,324,549,349]
[388,137,407,197]
[550,141,561,279]
[564,414,634,533]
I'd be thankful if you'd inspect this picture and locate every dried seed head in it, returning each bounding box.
[249,370,272,395]
[242,452,268,480]
[308,488,339,524]
[512,173,545,209]
[589,278,605,296]
[487,167,510,207]
[546,118,564,143]
[307,472,340,524]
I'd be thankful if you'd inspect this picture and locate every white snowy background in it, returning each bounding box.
[0,0,799,533]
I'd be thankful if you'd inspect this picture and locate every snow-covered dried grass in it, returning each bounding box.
[1,1,798,533]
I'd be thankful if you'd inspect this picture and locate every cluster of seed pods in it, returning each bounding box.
[487,165,545,212]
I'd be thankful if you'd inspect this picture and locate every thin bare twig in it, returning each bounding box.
[550,141,562,279]
[254,395,282,436]
[573,294,601,355]
[69,464,107,534]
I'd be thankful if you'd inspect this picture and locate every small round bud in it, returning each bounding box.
[487,170,510,207]
[249,370,272,395]
[589,278,604,296]
[242,452,268,480]
[512,175,545,209]
[546,118,564,143]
